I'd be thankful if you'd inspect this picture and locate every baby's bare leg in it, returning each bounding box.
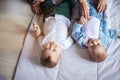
[33,23,42,39]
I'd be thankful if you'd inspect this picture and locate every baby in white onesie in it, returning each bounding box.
[31,0,74,68]
[33,14,73,68]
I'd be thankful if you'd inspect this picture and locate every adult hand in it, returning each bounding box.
[97,0,107,13]
[79,0,89,19]
[32,0,43,15]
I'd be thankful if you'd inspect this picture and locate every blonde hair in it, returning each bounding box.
[90,47,107,62]
[40,50,58,68]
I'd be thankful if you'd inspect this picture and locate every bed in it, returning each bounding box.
[14,0,120,80]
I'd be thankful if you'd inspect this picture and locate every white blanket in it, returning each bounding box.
[14,0,120,80]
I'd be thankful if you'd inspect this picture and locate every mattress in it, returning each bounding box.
[14,0,120,80]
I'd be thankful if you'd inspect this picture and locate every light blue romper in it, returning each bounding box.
[72,0,117,49]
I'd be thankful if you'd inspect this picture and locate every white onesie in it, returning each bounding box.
[82,16,100,46]
[38,14,73,50]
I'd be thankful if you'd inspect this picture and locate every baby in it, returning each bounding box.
[32,0,74,68]
[72,16,107,62]
[33,23,62,68]
[72,0,120,62]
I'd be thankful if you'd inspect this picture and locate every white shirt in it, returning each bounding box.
[38,14,73,49]
[82,16,100,46]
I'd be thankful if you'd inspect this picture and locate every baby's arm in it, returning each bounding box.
[33,23,43,39]
[72,16,88,46]
[72,20,86,47]
[60,36,73,49]
[33,23,44,49]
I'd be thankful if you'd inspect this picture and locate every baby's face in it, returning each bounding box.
[42,42,61,64]
[88,38,103,49]
[87,38,106,62]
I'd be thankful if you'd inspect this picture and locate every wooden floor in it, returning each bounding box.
[0,0,33,80]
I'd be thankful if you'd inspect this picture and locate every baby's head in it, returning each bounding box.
[87,38,107,62]
[41,42,61,68]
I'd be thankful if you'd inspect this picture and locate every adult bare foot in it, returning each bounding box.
[33,23,42,39]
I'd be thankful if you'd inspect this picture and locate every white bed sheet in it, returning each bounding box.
[14,0,120,80]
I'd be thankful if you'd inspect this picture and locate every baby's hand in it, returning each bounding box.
[33,23,42,39]
[78,16,88,24]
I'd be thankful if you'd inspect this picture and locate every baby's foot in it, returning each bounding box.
[118,32,120,38]
[33,23,41,39]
